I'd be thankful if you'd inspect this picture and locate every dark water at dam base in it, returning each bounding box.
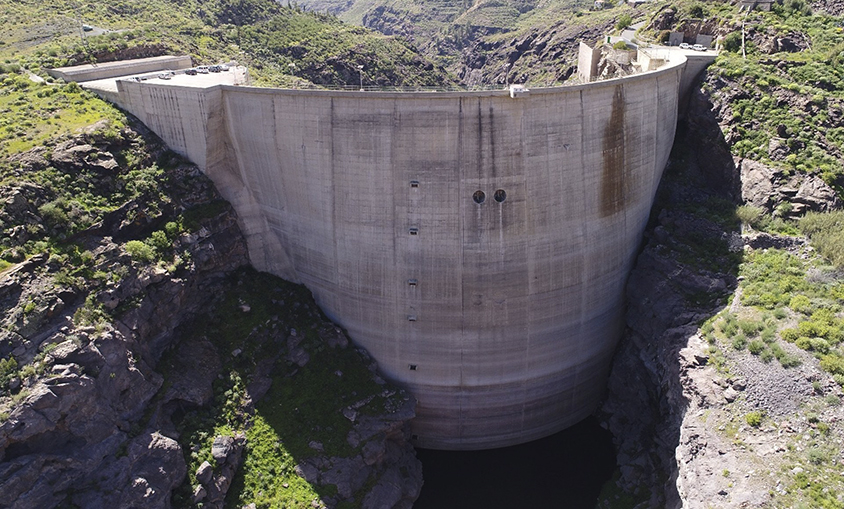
[415,417,616,508]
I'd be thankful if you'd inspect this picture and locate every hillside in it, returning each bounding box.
[594,1,844,508]
[1,0,454,88]
[295,0,632,85]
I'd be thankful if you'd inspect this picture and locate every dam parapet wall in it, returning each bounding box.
[77,53,706,449]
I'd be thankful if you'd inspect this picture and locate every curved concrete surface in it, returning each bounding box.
[107,55,690,449]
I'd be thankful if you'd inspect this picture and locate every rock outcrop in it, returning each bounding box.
[601,52,844,509]
[0,124,422,508]
[739,158,840,215]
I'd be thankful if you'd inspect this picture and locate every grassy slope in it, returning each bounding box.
[0,0,453,87]
[639,0,844,187]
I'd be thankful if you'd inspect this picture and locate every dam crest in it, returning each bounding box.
[63,48,715,450]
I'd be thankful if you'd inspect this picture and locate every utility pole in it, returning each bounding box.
[741,10,748,59]
[357,64,364,91]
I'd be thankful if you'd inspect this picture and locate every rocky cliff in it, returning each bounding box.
[600,59,844,508]
[0,120,422,508]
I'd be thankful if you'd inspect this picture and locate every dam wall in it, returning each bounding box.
[112,57,686,449]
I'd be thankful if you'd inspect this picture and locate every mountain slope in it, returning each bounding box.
[1,0,454,88]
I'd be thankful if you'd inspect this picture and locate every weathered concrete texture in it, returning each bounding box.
[46,55,191,83]
[106,57,688,449]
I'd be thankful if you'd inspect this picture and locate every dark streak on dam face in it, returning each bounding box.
[96,52,710,450]
[601,85,626,217]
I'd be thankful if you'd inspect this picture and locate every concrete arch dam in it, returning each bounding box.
[107,53,706,450]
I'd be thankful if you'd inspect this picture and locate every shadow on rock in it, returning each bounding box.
[597,85,744,508]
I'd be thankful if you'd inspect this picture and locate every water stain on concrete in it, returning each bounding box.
[601,86,625,217]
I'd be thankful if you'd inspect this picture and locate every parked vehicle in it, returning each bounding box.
[82,24,93,32]
[692,44,707,51]
[209,65,221,72]
[196,66,210,74]
[679,42,691,49]
[185,68,198,75]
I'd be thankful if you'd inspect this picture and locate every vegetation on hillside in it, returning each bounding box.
[637,0,844,190]
[0,0,453,87]
[295,0,641,85]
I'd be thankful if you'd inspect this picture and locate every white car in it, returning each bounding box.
[679,42,692,49]
[692,44,707,51]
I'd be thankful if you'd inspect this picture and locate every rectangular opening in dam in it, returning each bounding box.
[408,279,418,287]
[408,315,418,322]
[410,180,419,188]
[409,227,419,235]
[409,364,418,371]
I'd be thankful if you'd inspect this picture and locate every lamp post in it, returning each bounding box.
[288,63,296,88]
[357,64,364,91]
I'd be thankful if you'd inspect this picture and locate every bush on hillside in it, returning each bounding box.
[800,211,844,268]
[723,32,743,53]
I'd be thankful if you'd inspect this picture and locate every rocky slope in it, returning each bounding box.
[599,42,844,509]
[0,118,421,508]
[295,0,629,86]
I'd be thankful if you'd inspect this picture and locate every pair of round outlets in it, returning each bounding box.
[472,190,506,204]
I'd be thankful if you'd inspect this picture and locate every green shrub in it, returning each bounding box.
[789,295,812,314]
[738,319,762,337]
[0,356,18,388]
[820,354,844,375]
[777,0,812,16]
[810,308,836,326]
[770,343,801,368]
[781,328,800,342]
[165,221,181,239]
[800,211,844,269]
[721,313,739,337]
[38,200,69,227]
[148,230,171,253]
[747,339,766,355]
[732,335,748,350]
[799,320,829,339]
[616,14,632,31]
[686,2,706,17]
[745,411,763,427]
[760,327,776,343]
[125,240,155,262]
[736,204,765,228]
[807,447,827,465]
[613,41,629,50]
[810,338,831,354]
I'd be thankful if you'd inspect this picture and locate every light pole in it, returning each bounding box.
[288,63,296,88]
[357,64,364,91]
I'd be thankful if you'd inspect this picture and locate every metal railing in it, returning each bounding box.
[280,82,574,92]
